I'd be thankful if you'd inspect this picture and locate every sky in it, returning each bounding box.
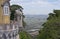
[10,0,60,15]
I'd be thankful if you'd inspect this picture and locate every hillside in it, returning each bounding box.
[24,15,48,35]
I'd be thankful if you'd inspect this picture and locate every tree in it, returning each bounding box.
[19,31,32,39]
[37,10,60,39]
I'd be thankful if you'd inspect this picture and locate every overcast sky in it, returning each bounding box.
[10,0,60,15]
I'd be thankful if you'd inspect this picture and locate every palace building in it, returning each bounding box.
[0,0,23,39]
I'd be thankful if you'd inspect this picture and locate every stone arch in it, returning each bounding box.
[2,33,7,39]
[14,30,17,36]
[12,31,14,37]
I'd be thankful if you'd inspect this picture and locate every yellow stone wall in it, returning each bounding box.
[0,0,10,24]
[0,0,4,24]
[0,5,3,24]
[3,16,10,24]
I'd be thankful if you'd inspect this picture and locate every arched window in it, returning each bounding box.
[3,4,10,15]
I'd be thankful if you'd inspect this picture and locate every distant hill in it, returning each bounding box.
[24,15,48,32]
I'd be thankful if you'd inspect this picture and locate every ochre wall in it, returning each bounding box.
[3,16,10,24]
[0,0,3,24]
[0,0,10,24]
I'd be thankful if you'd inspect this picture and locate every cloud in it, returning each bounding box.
[10,0,60,15]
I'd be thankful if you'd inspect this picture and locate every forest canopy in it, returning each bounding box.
[38,10,60,39]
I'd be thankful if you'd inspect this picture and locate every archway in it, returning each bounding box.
[2,33,7,39]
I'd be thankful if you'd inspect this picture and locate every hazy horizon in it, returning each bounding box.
[23,12,49,15]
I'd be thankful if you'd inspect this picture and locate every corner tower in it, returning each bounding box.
[0,0,10,24]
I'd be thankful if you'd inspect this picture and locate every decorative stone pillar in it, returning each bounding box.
[10,32,13,39]
[13,24,15,30]
[6,34,9,39]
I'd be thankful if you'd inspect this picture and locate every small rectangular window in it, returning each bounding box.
[3,6,10,15]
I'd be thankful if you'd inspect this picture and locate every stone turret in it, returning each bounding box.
[15,8,23,27]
